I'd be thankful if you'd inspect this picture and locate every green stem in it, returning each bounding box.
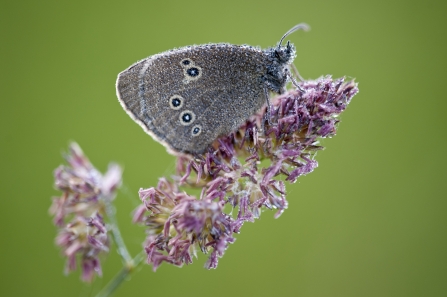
[95,251,146,297]
[105,200,132,263]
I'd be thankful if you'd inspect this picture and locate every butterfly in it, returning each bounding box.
[116,23,309,155]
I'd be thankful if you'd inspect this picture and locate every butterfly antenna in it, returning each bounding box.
[278,23,310,48]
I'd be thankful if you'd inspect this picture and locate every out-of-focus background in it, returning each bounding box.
[1,0,446,296]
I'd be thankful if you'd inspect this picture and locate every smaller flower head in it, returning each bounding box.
[50,143,122,282]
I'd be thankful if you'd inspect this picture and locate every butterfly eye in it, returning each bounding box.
[179,110,196,126]
[169,95,184,110]
[191,125,202,137]
[186,67,200,77]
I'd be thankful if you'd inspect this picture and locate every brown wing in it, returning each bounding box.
[116,44,268,154]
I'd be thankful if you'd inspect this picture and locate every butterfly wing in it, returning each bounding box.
[116,44,268,154]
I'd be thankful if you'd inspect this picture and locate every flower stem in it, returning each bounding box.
[105,201,132,264]
[95,251,146,297]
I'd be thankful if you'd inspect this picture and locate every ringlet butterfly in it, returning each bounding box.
[116,23,309,155]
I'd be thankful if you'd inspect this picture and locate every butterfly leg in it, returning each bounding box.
[263,86,273,129]
[290,63,305,82]
[286,67,305,93]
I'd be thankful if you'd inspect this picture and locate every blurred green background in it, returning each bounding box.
[1,0,446,296]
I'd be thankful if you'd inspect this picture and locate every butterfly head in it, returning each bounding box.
[274,40,296,65]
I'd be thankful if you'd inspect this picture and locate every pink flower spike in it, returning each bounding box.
[133,76,358,270]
